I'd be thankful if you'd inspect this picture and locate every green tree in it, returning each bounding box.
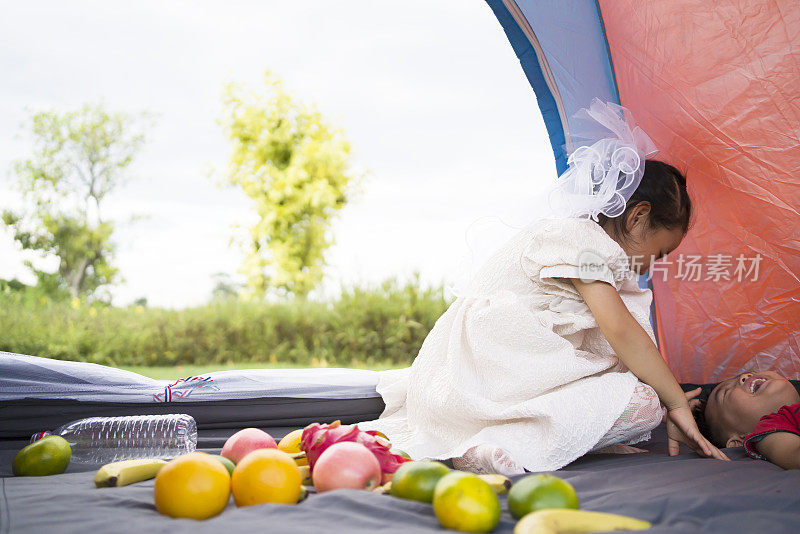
[221,72,360,297]
[2,104,149,298]
[210,272,241,301]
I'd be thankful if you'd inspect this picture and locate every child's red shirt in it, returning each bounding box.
[743,402,800,460]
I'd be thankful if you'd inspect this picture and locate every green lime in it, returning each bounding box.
[432,471,500,533]
[390,460,450,503]
[13,436,72,476]
[507,474,580,519]
[209,454,235,476]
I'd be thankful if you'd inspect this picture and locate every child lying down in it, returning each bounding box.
[693,371,800,469]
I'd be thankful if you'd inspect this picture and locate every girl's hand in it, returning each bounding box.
[665,391,729,460]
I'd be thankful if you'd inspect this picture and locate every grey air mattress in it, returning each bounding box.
[0,353,385,439]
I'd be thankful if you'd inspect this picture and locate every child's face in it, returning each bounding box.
[608,202,686,275]
[624,225,684,275]
[705,371,799,446]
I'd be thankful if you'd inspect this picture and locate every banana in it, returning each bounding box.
[373,481,392,494]
[478,474,513,495]
[298,465,313,486]
[298,485,309,502]
[94,459,167,488]
[514,509,651,534]
[289,451,308,467]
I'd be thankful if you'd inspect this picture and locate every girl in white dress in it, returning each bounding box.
[359,100,728,474]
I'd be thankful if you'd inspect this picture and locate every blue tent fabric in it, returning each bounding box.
[485,0,619,174]
[485,0,657,341]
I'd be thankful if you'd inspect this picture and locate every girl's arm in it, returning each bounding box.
[571,278,728,460]
[571,278,685,409]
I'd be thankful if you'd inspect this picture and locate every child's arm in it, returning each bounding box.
[572,278,686,409]
[755,432,800,470]
[571,278,728,460]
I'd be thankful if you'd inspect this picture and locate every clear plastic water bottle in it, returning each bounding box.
[32,414,197,464]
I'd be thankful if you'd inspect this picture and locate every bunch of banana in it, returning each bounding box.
[298,485,310,502]
[297,465,313,486]
[373,480,393,494]
[514,509,651,534]
[294,450,311,500]
[94,459,166,487]
[289,451,308,467]
[477,474,513,495]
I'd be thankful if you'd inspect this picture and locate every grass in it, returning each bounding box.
[121,361,406,380]
[0,276,450,369]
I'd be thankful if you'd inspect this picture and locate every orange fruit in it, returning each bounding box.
[507,474,579,519]
[231,448,302,506]
[278,429,304,453]
[432,471,500,533]
[390,460,450,503]
[154,452,231,520]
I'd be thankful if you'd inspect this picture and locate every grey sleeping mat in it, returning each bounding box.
[2,424,799,533]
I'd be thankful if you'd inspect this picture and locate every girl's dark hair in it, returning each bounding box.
[597,160,692,242]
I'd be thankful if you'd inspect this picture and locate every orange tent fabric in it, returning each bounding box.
[598,0,800,382]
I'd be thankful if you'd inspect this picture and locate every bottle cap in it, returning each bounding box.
[30,431,52,443]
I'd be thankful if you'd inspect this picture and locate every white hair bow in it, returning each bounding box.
[549,99,658,220]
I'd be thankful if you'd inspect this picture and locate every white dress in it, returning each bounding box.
[359,218,664,473]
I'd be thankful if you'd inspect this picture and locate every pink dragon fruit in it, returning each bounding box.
[300,420,409,476]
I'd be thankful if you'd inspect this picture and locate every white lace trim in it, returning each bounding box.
[452,444,526,476]
[451,382,664,474]
[591,382,665,451]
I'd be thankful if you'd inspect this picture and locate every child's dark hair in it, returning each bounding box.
[692,397,726,448]
[597,160,692,242]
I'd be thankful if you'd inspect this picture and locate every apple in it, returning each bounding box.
[221,428,277,464]
[312,442,381,492]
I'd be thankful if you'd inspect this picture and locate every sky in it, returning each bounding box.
[0,0,557,308]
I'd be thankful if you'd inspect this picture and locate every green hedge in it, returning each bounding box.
[0,279,451,368]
